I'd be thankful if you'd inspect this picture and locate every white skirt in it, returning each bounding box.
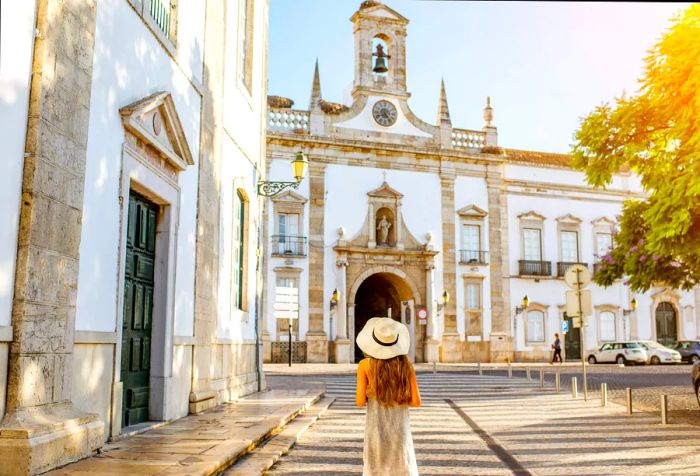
[363,398,419,476]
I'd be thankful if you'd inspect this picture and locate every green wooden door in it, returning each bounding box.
[121,191,157,427]
[656,302,677,348]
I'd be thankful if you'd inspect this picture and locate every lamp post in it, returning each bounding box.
[436,290,450,313]
[623,298,637,316]
[258,151,309,197]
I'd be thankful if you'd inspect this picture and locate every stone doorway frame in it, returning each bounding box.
[347,266,422,362]
[650,289,682,345]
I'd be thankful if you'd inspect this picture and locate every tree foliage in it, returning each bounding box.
[572,5,700,291]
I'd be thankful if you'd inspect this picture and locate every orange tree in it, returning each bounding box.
[572,5,700,292]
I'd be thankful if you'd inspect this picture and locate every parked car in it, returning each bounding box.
[587,342,648,365]
[636,340,682,365]
[675,340,700,364]
[692,361,700,407]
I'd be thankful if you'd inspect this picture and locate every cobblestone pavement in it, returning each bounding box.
[266,372,700,475]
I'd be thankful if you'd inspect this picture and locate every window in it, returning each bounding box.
[527,310,545,342]
[275,276,299,339]
[523,228,542,261]
[232,190,247,310]
[239,0,255,94]
[465,282,480,310]
[277,213,300,254]
[560,231,579,262]
[596,232,613,258]
[462,224,480,252]
[130,0,178,46]
[599,311,616,342]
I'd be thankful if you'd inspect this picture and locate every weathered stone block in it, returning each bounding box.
[305,333,328,363]
[440,333,462,363]
[331,339,352,364]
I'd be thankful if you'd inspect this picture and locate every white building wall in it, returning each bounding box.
[0,1,37,328]
[75,0,204,335]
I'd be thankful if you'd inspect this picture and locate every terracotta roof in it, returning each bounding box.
[503,148,573,167]
[267,95,294,108]
[320,100,350,115]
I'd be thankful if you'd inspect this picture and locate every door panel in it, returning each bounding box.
[656,302,677,348]
[564,315,581,360]
[121,191,157,427]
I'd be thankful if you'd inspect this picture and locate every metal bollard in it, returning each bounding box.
[601,383,607,407]
[433,362,437,375]
[526,367,531,381]
[539,369,545,388]
[626,387,633,415]
[478,362,482,376]
[571,377,578,398]
[508,362,512,378]
[555,372,561,393]
[661,394,669,425]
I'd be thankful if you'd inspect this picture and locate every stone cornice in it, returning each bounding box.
[333,245,439,259]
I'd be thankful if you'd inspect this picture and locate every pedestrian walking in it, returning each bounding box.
[356,317,421,476]
[551,333,563,364]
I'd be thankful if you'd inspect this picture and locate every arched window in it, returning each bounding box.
[599,311,616,342]
[526,310,545,343]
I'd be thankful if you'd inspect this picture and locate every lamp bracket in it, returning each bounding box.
[257,180,300,197]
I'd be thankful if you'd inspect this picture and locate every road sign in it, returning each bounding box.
[561,320,569,333]
[564,264,591,290]
[416,307,428,325]
[566,289,592,318]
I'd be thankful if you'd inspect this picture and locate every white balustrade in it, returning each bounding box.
[452,128,486,149]
[268,108,310,133]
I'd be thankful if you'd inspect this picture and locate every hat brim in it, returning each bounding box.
[356,317,410,360]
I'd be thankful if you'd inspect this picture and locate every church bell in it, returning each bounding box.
[373,55,388,73]
[372,43,390,73]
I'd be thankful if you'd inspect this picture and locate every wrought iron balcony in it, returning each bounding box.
[459,250,489,265]
[272,235,307,257]
[518,260,552,277]
[557,262,589,277]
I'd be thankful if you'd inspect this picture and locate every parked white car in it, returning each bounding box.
[587,342,648,365]
[636,340,682,365]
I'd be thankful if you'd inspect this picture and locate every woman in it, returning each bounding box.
[551,333,563,364]
[356,317,421,476]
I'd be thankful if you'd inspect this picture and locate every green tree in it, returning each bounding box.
[572,4,700,291]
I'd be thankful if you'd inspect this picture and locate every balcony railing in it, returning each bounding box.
[518,260,552,277]
[459,250,488,265]
[557,261,589,277]
[452,128,486,149]
[272,235,307,257]
[268,108,310,133]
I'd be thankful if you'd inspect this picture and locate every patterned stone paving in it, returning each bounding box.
[267,372,700,475]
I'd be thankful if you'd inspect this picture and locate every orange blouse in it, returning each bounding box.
[356,358,421,407]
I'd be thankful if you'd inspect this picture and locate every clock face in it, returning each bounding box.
[372,100,398,127]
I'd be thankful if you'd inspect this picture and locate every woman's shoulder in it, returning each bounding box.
[358,357,372,368]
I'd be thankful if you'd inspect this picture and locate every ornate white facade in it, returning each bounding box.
[263,1,699,364]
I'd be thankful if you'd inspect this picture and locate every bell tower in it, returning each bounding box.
[350,1,410,99]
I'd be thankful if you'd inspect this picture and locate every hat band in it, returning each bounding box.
[372,329,399,347]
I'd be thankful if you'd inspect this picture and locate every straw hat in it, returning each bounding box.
[357,317,410,360]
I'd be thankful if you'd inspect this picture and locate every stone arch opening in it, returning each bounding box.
[353,272,413,362]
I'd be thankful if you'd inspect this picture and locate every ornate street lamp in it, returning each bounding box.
[436,290,450,312]
[623,298,637,316]
[515,295,529,315]
[329,288,340,310]
[257,151,309,197]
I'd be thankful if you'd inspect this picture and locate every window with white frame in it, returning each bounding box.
[523,228,542,261]
[560,230,579,262]
[527,310,545,342]
[465,281,480,310]
[462,224,480,252]
[599,311,616,342]
[463,277,483,337]
[129,0,178,45]
[596,232,613,258]
[277,213,300,254]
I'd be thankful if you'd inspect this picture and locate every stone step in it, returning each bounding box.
[222,396,336,475]
[45,389,324,476]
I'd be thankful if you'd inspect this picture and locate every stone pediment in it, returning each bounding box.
[457,205,487,218]
[367,181,403,199]
[591,216,616,227]
[517,210,545,221]
[556,213,582,224]
[120,92,194,171]
[271,190,308,204]
[354,2,409,24]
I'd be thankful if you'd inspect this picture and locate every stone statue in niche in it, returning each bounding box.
[376,214,392,246]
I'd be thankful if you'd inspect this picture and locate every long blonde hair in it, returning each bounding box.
[367,355,413,406]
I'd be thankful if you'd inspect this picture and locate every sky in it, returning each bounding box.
[268,1,687,154]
